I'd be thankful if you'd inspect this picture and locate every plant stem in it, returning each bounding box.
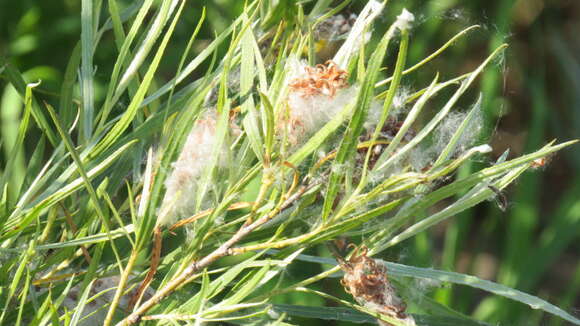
[104,249,140,326]
[118,184,311,325]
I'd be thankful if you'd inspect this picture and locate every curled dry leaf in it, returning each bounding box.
[289,60,349,97]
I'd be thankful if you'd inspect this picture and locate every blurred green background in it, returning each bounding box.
[1,0,578,325]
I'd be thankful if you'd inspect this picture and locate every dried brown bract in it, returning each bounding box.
[280,60,356,145]
[339,245,413,326]
[531,156,551,169]
[289,60,349,97]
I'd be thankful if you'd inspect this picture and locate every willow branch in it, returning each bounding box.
[118,183,312,325]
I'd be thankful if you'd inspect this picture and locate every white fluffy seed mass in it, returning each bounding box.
[409,100,484,172]
[283,59,358,144]
[395,9,415,31]
[287,86,358,137]
[159,110,234,226]
[434,106,483,157]
[363,86,411,133]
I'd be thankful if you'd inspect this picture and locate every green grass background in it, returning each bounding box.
[1,0,578,325]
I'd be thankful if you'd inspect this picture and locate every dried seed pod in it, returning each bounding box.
[338,245,415,326]
[281,60,356,145]
[289,60,349,98]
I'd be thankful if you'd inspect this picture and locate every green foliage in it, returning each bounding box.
[0,1,578,326]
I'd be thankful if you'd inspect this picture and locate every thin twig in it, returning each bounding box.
[169,201,253,231]
[129,201,254,308]
[282,161,299,200]
[104,250,139,326]
[230,229,317,254]
[128,226,163,309]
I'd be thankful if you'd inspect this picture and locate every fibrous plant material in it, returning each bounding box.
[282,60,356,144]
[130,108,241,310]
[289,60,349,97]
[159,109,240,226]
[394,9,416,31]
[159,113,219,223]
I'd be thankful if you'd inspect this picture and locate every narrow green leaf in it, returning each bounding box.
[190,270,211,314]
[68,280,94,326]
[322,22,397,221]
[222,264,270,306]
[2,140,137,240]
[58,44,81,129]
[432,93,483,168]
[240,12,263,161]
[272,304,375,323]
[375,25,481,88]
[259,92,275,161]
[79,0,96,143]
[45,103,117,247]
[116,0,177,99]
[375,44,509,171]
[384,262,580,325]
[92,0,183,157]
[0,80,37,206]
[0,61,57,145]
[97,0,155,129]
[381,74,439,165]
[359,28,410,188]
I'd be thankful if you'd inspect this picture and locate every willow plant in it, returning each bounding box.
[0,1,578,326]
